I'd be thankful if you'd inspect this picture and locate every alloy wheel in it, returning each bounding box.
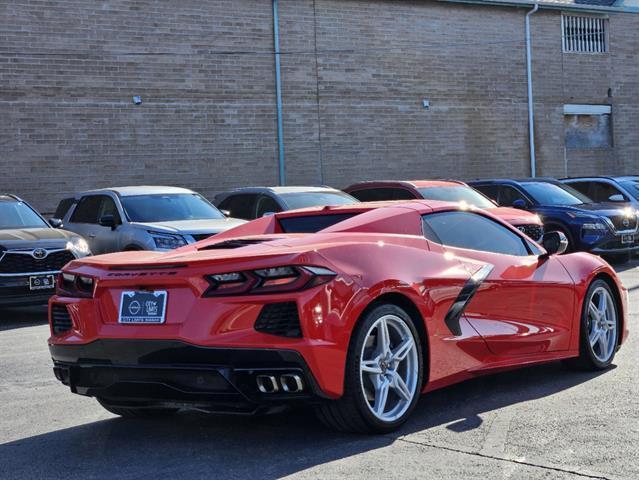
[359,314,419,423]
[587,286,617,363]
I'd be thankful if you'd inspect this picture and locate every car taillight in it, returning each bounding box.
[56,272,95,298]
[203,265,336,297]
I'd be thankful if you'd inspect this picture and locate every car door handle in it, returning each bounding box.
[88,234,96,238]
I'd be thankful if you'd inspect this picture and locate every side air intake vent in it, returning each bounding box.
[51,304,73,335]
[255,302,302,338]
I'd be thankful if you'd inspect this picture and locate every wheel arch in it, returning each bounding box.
[356,291,430,387]
[592,272,625,349]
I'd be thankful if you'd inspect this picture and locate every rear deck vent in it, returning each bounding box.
[191,233,216,242]
[200,238,280,250]
[255,302,302,338]
[51,304,73,334]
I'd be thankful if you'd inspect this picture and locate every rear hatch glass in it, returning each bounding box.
[278,213,359,233]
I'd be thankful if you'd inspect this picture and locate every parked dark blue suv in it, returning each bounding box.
[468,178,639,258]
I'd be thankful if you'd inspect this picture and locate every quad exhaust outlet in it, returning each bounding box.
[256,374,304,394]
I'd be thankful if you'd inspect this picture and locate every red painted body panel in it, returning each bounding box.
[451,248,576,355]
[49,201,628,400]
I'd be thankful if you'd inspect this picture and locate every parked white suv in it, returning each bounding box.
[52,186,246,254]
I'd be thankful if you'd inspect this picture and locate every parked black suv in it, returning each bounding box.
[0,195,91,307]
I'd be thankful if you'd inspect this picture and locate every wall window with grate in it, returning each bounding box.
[562,15,608,53]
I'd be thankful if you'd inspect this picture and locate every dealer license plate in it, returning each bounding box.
[621,234,634,245]
[118,291,167,324]
[29,274,56,291]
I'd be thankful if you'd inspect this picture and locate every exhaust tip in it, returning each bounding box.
[280,374,304,393]
[256,375,279,393]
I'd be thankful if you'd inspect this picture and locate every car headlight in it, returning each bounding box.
[582,222,608,231]
[567,211,597,219]
[149,232,187,250]
[66,237,91,258]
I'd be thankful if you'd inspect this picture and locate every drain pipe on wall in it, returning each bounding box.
[526,3,539,178]
[273,0,286,185]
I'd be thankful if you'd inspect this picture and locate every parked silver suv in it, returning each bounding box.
[53,186,246,254]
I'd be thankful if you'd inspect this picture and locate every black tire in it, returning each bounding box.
[97,398,178,418]
[563,279,619,371]
[314,303,424,434]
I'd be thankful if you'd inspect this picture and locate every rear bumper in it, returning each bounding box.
[49,340,326,414]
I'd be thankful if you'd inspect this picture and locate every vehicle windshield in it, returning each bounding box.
[621,180,639,200]
[0,198,48,229]
[279,191,358,210]
[521,182,592,206]
[121,194,225,222]
[417,185,495,209]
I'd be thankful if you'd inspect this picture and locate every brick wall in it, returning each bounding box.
[1,1,637,213]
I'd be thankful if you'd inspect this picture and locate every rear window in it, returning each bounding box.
[54,197,75,219]
[278,213,359,233]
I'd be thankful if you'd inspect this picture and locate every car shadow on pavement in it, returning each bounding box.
[0,361,612,479]
[611,258,639,273]
[0,306,48,331]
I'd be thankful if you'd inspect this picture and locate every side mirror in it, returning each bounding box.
[512,199,528,210]
[608,194,625,202]
[541,231,568,257]
[220,209,231,217]
[99,214,117,230]
[49,218,63,228]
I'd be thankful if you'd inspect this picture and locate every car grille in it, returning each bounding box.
[0,284,53,298]
[254,302,302,338]
[607,215,637,231]
[0,250,75,275]
[516,224,544,241]
[0,285,29,297]
[51,304,73,335]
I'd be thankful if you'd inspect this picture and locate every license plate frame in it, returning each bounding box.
[621,234,634,245]
[29,274,56,291]
[118,291,168,324]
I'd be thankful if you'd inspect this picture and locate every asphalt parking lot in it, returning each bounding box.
[0,264,637,480]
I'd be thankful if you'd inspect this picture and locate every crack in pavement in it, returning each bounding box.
[392,436,615,480]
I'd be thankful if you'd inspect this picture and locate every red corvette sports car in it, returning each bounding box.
[48,200,629,433]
